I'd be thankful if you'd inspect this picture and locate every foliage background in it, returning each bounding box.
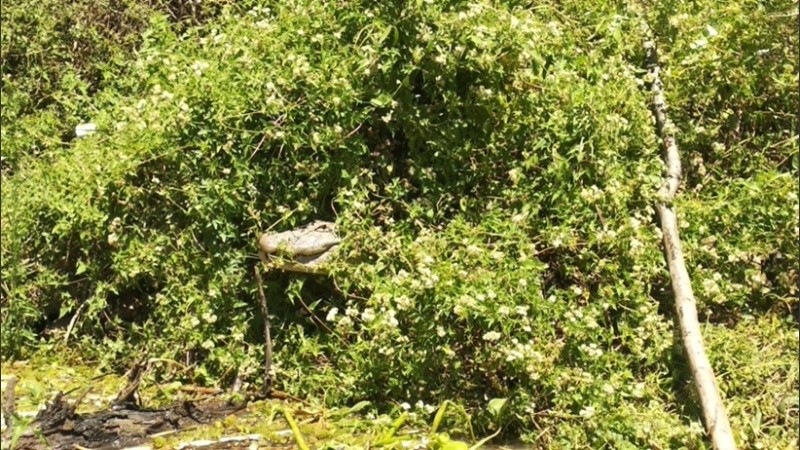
[2,0,797,447]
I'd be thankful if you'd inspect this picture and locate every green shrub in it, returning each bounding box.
[0,0,230,174]
[1,0,797,447]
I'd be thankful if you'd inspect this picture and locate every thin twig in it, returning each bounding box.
[296,296,336,335]
[254,265,273,395]
[63,301,88,345]
[248,133,268,162]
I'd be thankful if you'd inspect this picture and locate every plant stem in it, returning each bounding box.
[254,265,273,395]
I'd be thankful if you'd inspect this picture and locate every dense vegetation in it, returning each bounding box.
[2,0,797,447]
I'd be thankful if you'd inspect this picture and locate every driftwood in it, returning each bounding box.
[113,358,148,406]
[10,392,246,450]
[645,39,738,450]
[1,360,307,450]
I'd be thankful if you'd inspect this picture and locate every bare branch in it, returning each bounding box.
[644,37,738,450]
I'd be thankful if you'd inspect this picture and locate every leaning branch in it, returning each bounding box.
[644,39,737,450]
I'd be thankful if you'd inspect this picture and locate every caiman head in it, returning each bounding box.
[258,221,341,274]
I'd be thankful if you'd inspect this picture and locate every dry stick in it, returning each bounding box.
[2,376,18,433]
[645,40,737,450]
[114,358,148,406]
[63,301,89,345]
[254,265,273,395]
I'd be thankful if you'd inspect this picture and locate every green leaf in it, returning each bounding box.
[486,398,508,418]
[430,401,449,435]
[347,401,372,415]
[370,94,393,108]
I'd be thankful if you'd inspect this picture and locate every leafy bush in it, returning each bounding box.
[645,0,797,179]
[0,0,230,174]
[1,0,797,447]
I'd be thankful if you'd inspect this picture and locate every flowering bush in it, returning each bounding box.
[2,0,796,447]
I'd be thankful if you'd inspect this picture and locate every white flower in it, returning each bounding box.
[395,295,413,310]
[702,278,720,295]
[191,60,210,76]
[458,295,477,309]
[482,331,502,342]
[326,307,339,322]
[436,326,446,337]
[580,185,602,202]
[466,245,482,255]
[690,37,708,49]
[498,306,511,316]
[202,312,217,324]
[386,310,399,328]
[546,21,562,37]
[379,346,395,356]
[505,352,520,362]
[706,25,718,38]
[400,402,411,410]
[579,406,596,418]
[361,308,376,322]
[580,343,603,358]
[337,316,353,329]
